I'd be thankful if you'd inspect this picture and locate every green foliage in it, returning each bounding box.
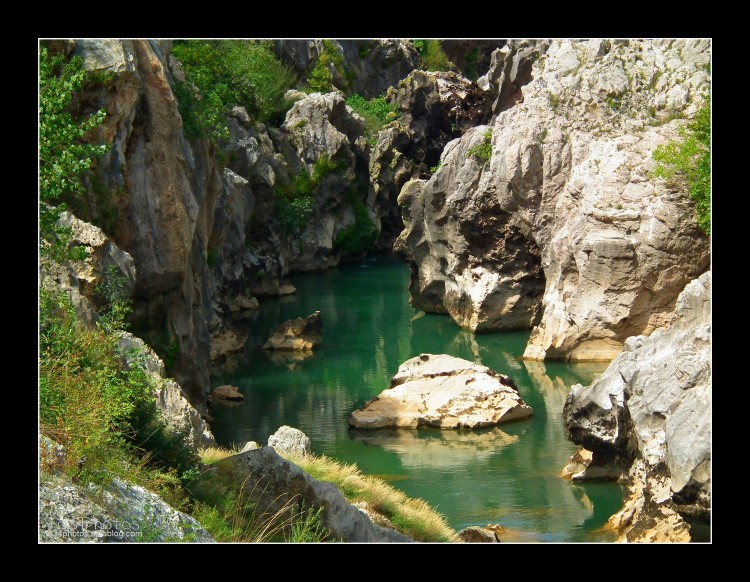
[420,40,452,72]
[334,198,379,254]
[206,248,219,267]
[306,40,348,94]
[345,94,400,144]
[463,47,480,81]
[275,156,344,234]
[606,96,621,110]
[287,505,331,543]
[39,288,197,503]
[95,265,132,333]
[467,128,493,165]
[430,162,442,174]
[39,47,108,260]
[412,40,427,55]
[652,98,711,234]
[171,40,296,138]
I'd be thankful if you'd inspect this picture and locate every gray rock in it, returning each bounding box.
[457,526,498,543]
[349,354,532,429]
[216,447,411,542]
[39,475,214,543]
[564,272,711,542]
[117,332,217,450]
[396,39,711,360]
[268,425,312,456]
[240,441,260,453]
[263,311,322,351]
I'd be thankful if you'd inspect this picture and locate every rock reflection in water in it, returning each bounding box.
[349,427,519,470]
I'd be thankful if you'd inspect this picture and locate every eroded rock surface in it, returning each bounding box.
[349,354,532,429]
[263,311,322,351]
[564,272,711,542]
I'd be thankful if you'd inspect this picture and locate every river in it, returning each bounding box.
[210,254,623,542]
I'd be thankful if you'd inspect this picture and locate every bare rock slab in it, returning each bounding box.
[263,311,322,351]
[349,354,532,429]
[211,385,245,402]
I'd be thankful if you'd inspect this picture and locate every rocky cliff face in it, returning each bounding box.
[395,39,710,359]
[563,272,711,541]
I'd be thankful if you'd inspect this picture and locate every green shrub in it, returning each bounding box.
[467,128,493,165]
[171,40,296,137]
[334,198,379,254]
[420,40,452,72]
[346,94,400,144]
[306,40,348,94]
[39,47,108,260]
[652,98,711,234]
[463,47,480,81]
[287,505,332,543]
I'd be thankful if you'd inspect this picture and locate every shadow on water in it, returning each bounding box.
[210,255,623,541]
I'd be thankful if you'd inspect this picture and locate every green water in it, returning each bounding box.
[211,255,623,542]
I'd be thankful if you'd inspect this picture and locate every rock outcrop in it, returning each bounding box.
[39,475,213,543]
[563,272,711,542]
[349,353,532,429]
[395,39,710,360]
[215,446,411,542]
[456,526,499,543]
[117,332,217,450]
[263,311,322,351]
[267,425,312,456]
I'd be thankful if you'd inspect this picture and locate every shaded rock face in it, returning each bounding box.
[273,39,420,99]
[216,447,411,542]
[267,425,312,456]
[39,475,213,543]
[564,272,711,542]
[263,311,322,351]
[117,332,217,450]
[370,70,493,248]
[72,39,223,401]
[441,40,507,80]
[349,353,532,429]
[396,39,710,360]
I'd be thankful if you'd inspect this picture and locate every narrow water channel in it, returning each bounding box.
[210,255,623,542]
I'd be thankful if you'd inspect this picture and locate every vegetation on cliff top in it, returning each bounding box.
[345,93,401,144]
[653,98,711,234]
[171,40,296,138]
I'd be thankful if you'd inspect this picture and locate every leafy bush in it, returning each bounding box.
[463,47,480,81]
[419,40,452,72]
[334,198,379,254]
[39,47,108,260]
[306,40,348,94]
[171,40,297,138]
[346,94,400,144]
[467,128,493,165]
[653,98,711,234]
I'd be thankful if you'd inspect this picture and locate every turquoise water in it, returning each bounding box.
[210,255,623,542]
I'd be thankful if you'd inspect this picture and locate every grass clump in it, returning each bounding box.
[345,93,400,145]
[281,451,456,542]
[652,97,711,234]
[413,39,452,72]
[171,40,297,138]
[467,128,493,165]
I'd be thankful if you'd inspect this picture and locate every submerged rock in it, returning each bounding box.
[263,311,322,351]
[268,425,311,456]
[563,272,711,542]
[348,354,532,429]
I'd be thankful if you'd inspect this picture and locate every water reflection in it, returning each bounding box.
[210,255,623,541]
[349,427,519,470]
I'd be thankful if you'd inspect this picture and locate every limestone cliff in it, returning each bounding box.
[395,39,710,360]
[564,272,711,542]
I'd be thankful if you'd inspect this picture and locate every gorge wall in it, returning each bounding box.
[395,39,710,360]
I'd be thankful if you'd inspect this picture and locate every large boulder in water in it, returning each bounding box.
[348,354,532,429]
